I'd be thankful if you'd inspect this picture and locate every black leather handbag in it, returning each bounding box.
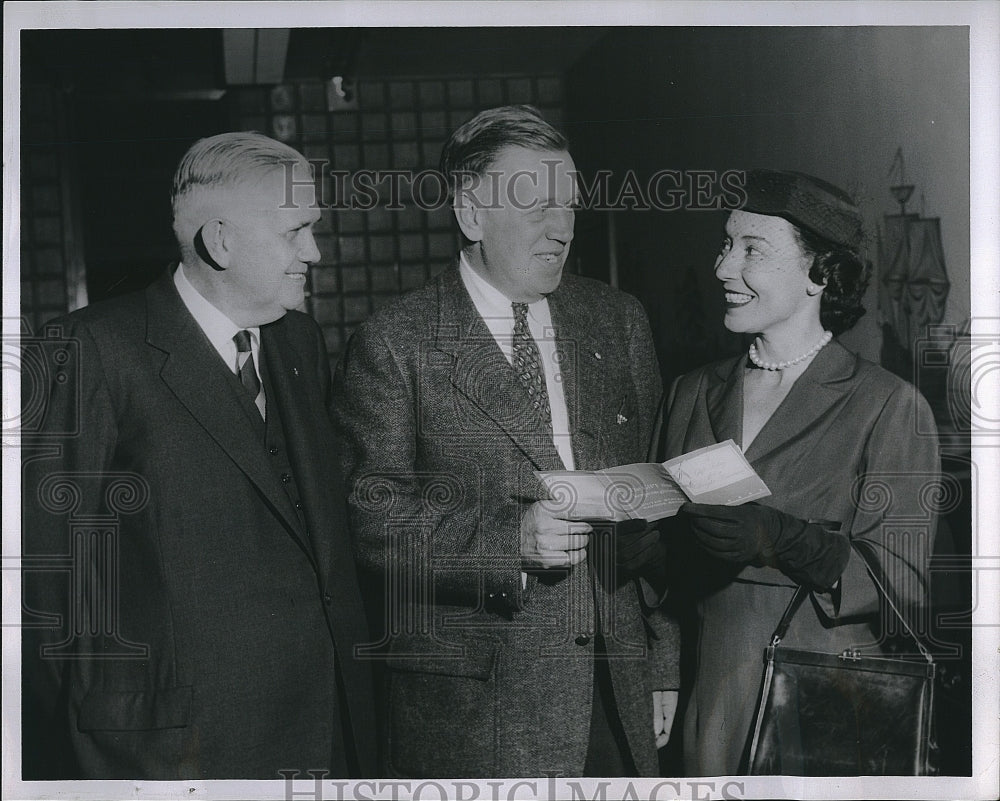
[747,541,937,775]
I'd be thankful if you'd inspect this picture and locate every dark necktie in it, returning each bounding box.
[233,329,263,417]
[512,302,552,429]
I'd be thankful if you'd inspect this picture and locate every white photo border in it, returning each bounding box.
[4,2,998,800]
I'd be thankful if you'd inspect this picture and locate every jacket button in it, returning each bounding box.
[269,445,279,455]
[575,635,591,646]
[295,501,303,510]
[281,473,291,483]
[324,593,332,604]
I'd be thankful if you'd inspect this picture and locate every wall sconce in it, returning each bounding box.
[327,76,358,111]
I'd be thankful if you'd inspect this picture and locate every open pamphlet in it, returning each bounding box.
[534,439,771,522]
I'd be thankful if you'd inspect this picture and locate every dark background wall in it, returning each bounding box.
[20,28,969,374]
[565,27,969,384]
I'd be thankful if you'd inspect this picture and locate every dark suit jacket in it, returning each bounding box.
[657,340,940,775]
[331,265,675,778]
[21,268,376,779]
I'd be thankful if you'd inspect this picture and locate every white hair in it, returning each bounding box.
[171,131,309,262]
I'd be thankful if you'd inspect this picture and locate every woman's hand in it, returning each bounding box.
[679,502,850,590]
[611,518,669,593]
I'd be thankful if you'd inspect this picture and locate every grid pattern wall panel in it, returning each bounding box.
[20,84,86,333]
[230,75,564,363]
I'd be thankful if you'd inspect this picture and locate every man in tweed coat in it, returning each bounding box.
[332,106,677,777]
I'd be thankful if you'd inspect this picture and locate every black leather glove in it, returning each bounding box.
[611,518,669,594]
[679,502,850,590]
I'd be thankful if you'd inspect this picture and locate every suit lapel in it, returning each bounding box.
[432,266,563,472]
[144,270,309,551]
[705,356,744,447]
[547,285,613,469]
[744,341,857,464]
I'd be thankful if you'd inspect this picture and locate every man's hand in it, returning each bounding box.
[653,690,679,748]
[520,500,592,569]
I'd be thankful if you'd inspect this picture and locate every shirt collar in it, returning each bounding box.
[458,252,548,323]
[174,263,260,364]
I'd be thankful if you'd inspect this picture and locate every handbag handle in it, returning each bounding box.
[769,536,933,665]
[853,538,934,665]
[770,585,809,646]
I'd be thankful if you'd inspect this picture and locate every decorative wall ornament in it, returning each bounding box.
[877,148,951,379]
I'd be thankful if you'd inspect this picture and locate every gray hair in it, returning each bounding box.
[439,105,568,200]
[171,131,308,262]
[171,131,306,214]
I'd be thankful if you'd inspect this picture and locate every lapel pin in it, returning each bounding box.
[594,351,602,360]
[617,413,628,425]
[292,367,299,377]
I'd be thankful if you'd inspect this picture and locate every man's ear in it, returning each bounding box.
[196,219,232,271]
[453,198,484,243]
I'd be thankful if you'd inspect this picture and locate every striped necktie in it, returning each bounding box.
[512,302,552,429]
[233,329,264,417]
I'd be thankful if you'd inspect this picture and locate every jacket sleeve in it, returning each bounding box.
[330,323,525,614]
[815,380,941,621]
[21,318,119,778]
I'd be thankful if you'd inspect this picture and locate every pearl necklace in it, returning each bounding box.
[748,330,833,371]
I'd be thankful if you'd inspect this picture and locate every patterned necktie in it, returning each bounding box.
[233,329,263,416]
[511,302,551,429]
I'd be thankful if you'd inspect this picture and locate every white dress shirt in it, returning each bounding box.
[174,263,266,419]
[459,253,575,471]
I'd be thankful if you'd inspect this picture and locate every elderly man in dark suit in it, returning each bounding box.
[332,106,678,778]
[21,132,375,779]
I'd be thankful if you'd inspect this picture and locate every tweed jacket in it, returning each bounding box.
[331,265,674,778]
[21,268,376,779]
[657,340,940,775]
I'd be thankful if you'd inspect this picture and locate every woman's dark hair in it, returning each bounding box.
[793,224,872,336]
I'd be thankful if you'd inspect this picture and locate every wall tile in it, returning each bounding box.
[340,265,368,293]
[418,81,446,108]
[370,266,399,292]
[389,81,416,109]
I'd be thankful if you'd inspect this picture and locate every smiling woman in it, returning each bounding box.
[715,209,826,348]
[641,169,942,775]
[712,173,871,446]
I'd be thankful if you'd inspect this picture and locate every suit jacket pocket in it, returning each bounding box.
[385,637,499,777]
[78,686,193,731]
